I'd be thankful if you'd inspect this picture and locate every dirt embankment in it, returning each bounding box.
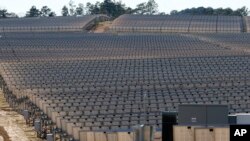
[91,21,112,33]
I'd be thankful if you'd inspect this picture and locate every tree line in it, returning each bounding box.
[0,0,158,18]
[0,9,18,18]
[0,0,249,19]
[61,0,159,18]
[170,7,249,16]
[0,6,56,18]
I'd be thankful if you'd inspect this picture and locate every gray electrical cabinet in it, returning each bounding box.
[34,119,41,132]
[23,110,29,120]
[47,134,54,141]
[178,104,228,126]
[178,105,206,125]
[206,105,228,125]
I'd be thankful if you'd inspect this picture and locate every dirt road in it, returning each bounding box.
[0,89,42,141]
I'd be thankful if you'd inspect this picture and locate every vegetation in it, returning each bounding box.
[41,6,56,17]
[134,0,158,15]
[26,6,41,17]
[85,0,131,18]
[59,1,250,18]
[0,0,249,18]
[76,3,84,15]
[62,6,69,16]
[0,9,18,18]
[61,0,158,18]
[26,6,56,17]
[170,6,249,16]
[0,9,8,18]
[62,2,85,16]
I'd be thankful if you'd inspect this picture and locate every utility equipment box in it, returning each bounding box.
[178,104,228,126]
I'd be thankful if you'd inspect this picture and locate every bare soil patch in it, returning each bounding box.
[0,126,11,141]
[91,21,112,33]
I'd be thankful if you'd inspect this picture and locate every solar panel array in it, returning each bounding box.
[0,32,250,141]
[244,17,250,33]
[0,33,245,62]
[217,16,243,33]
[0,15,109,32]
[190,33,250,53]
[110,14,244,33]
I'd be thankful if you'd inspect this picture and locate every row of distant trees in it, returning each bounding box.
[0,9,18,18]
[61,0,159,18]
[26,6,56,17]
[0,0,249,18]
[170,7,249,16]
[0,0,158,18]
[0,6,56,18]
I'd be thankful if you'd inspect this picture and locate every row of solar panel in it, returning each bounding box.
[110,15,250,33]
[0,32,250,141]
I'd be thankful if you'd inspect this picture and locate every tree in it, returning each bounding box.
[214,8,226,15]
[100,0,114,16]
[0,9,18,18]
[86,0,129,18]
[41,6,52,17]
[49,12,56,17]
[146,0,158,15]
[159,12,166,15]
[7,12,18,18]
[26,6,41,17]
[125,7,135,14]
[171,6,249,16]
[99,0,126,17]
[170,10,178,15]
[0,9,8,18]
[76,3,84,16]
[86,2,101,15]
[135,2,147,15]
[62,6,69,16]
[69,0,76,16]
[234,6,249,16]
[134,0,158,15]
[224,8,234,15]
[205,7,214,15]
[113,1,127,17]
[85,0,135,18]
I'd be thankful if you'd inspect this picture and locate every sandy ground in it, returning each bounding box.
[0,89,42,141]
[91,21,112,33]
